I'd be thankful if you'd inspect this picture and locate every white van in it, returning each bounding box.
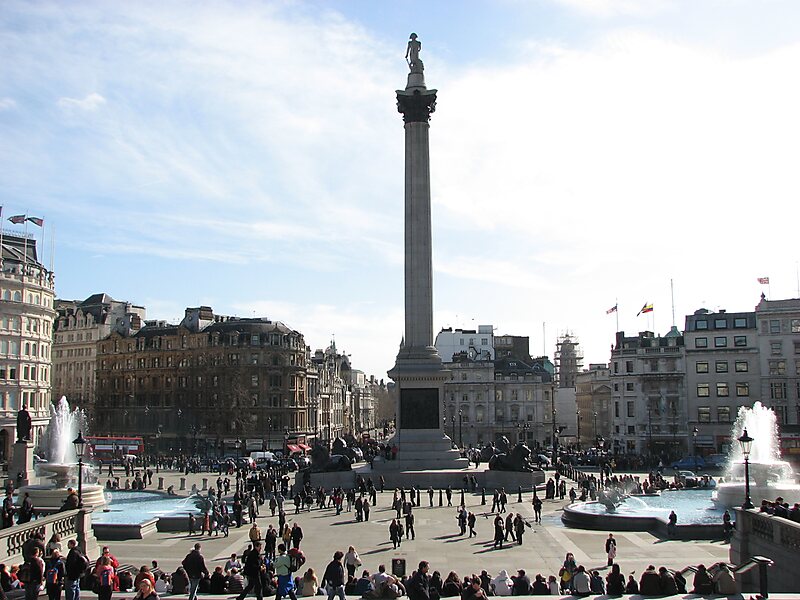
[249,451,275,464]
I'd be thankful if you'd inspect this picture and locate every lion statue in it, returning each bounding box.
[488,441,537,472]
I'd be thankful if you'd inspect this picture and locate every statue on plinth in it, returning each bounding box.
[406,33,423,72]
[16,405,32,443]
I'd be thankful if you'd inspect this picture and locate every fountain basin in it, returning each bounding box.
[18,483,107,511]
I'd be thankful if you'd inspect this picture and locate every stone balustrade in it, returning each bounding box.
[0,508,99,564]
[730,507,798,592]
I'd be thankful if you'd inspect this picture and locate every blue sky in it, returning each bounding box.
[2,0,800,378]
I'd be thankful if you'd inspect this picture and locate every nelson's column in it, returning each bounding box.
[387,34,468,470]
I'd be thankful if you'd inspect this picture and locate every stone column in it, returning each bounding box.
[10,441,35,488]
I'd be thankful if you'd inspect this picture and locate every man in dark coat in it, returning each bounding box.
[322,551,345,600]
[181,543,209,600]
[406,561,431,600]
[236,542,264,600]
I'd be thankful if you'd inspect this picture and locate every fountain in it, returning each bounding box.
[20,397,107,510]
[713,401,800,508]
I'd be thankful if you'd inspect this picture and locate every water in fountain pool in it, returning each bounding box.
[92,491,203,525]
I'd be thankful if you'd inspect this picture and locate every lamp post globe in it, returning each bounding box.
[738,428,755,510]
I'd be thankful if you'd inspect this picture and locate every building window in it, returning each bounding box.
[627,401,634,417]
[734,336,747,347]
[696,320,708,330]
[790,319,800,333]
[696,337,708,348]
[251,375,259,387]
[714,336,727,348]
[627,426,635,435]
[714,318,727,329]
[481,338,488,345]
[625,361,633,373]
[735,361,748,372]
[769,360,786,375]
[717,406,731,422]
[696,362,709,373]
[734,317,748,328]
[770,382,787,400]
[770,319,780,334]
[698,407,711,423]
[614,402,619,418]
[697,384,710,397]
[771,341,783,355]
[475,406,484,422]
[736,382,749,396]
[626,382,634,391]
[716,383,729,397]
[774,405,787,424]
[460,339,464,346]
[715,361,728,373]
[613,362,619,373]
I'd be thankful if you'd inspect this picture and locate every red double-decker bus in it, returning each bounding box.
[85,436,144,460]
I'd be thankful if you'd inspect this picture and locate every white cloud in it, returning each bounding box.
[549,0,673,17]
[0,97,16,110]
[57,92,106,112]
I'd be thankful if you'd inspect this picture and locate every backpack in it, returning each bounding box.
[17,563,30,584]
[46,565,61,586]
[288,549,305,572]
[99,568,113,588]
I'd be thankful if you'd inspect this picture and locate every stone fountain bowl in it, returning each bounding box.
[19,463,107,510]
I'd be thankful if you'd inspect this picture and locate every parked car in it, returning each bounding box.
[537,454,552,467]
[671,456,705,470]
[704,454,728,470]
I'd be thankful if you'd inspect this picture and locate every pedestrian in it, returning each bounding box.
[668,511,677,538]
[389,519,401,549]
[405,512,415,540]
[322,551,345,600]
[428,487,434,507]
[181,543,209,600]
[504,513,514,542]
[94,556,115,600]
[406,561,431,600]
[445,486,452,507]
[492,515,504,549]
[273,544,298,600]
[64,540,88,600]
[467,512,477,537]
[236,542,264,600]
[513,514,525,545]
[532,494,542,524]
[344,547,362,579]
[605,533,617,566]
[44,549,65,600]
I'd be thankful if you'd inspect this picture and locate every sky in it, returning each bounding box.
[2,0,800,379]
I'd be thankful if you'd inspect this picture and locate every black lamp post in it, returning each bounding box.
[552,409,558,454]
[738,428,755,509]
[72,431,87,507]
[458,409,463,448]
[593,411,598,442]
[576,409,581,451]
[451,415,456,446]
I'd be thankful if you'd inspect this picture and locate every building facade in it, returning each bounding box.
[94,307,309,455]
[309,342,351,443]
[684,308,760,455]
[575,363,612,449]
[53,294,145,418]
[434,325,494,362]
[0,233,56,462]
[609,327,686,457]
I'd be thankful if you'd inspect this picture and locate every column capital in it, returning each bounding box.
[397,89,437,124]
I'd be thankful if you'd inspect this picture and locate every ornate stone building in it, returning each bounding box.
[309,342,351,442]
[575,364,612,449]
[53,293,145,418]
[93,307,309,455]
[0,233,56,462]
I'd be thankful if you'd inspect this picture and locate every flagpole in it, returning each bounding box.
[0,206,4,271]
[23,216,28,273]
[670,279,676,328]
[50,224,55,273]
[615,298,619,332]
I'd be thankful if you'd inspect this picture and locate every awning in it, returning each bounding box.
[286,444,301,453]
[297,443,311,451]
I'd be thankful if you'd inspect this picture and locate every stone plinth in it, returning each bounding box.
[9,441,35,488]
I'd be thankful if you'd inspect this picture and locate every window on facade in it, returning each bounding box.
[481,338,488,345]
[771,341,782,355]
[251,354,258,365]
[734,336,747,347]
[716,383,729,397]
[770,319,781,334]
[715,361,728,373]
[697,384,710,397]
[774,405,787,424]
[626,382,634,391]
[625,361,633,373]
[613,362,619,373]
[734,318,748,328]
[714,336,727,348]
[495,408,504,422]
[459,339,464,346]
[696,320,708,330]
[770,382,787,399]
[475,406,484,422]
[696,337,708,348]
[736,382,749,396]
[717,406,731,422]
[735,361,748,372]
[627,401,634,417]
[251,375,259,387]
[714,318,727,329]
[614,402,619,417]
[769,360,786,375]
[251,334,260,346]
[698,407,711,422]
[626,426,635,435]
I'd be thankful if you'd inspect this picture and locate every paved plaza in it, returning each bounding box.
[103,468,730,583]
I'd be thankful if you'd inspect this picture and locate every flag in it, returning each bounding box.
[637,303,653,316]
[8,215,26,224]
[26,217,43,227]
[757,277,769,285]
[606,304,618,314]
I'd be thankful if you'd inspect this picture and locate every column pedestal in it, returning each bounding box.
[10,441,35,488]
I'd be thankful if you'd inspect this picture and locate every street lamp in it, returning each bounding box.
[593,411,598,442]
[72,431,87,507]
[552,409,558,454]
[576,409,581,451]
[738,428,755,509]
[692,426,699,461]
[451,415,456,447]
[458,409,463,448]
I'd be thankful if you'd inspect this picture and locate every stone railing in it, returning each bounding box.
[0,508,99,564]
[730,507,798,593]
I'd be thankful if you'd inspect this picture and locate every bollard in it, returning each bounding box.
[438,489,443,506]
[180,477,186,491]
[481,487,486,505]
[460,489,465,507]
[202,478,208,491]
[158,477,164,490]
[518,486,522,503]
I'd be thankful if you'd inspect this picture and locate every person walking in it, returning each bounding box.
[273,544,298,600]
[406,561,431,600]
[45,549,65,600]
[94,556,115,600]
[322,551,346,600]
[344,547,361,579]
[389,519,401,549]
[24,546,46,600]
[532,494,542,524]
[64,539,88,600]
[236,542,264,600]
[181,543,209,600]
[504,513,515,542]
[467,512,477,538]
[513,514,525,545]
[492,515,504,549]
[405,512,415,540]
[604,534,617,566]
